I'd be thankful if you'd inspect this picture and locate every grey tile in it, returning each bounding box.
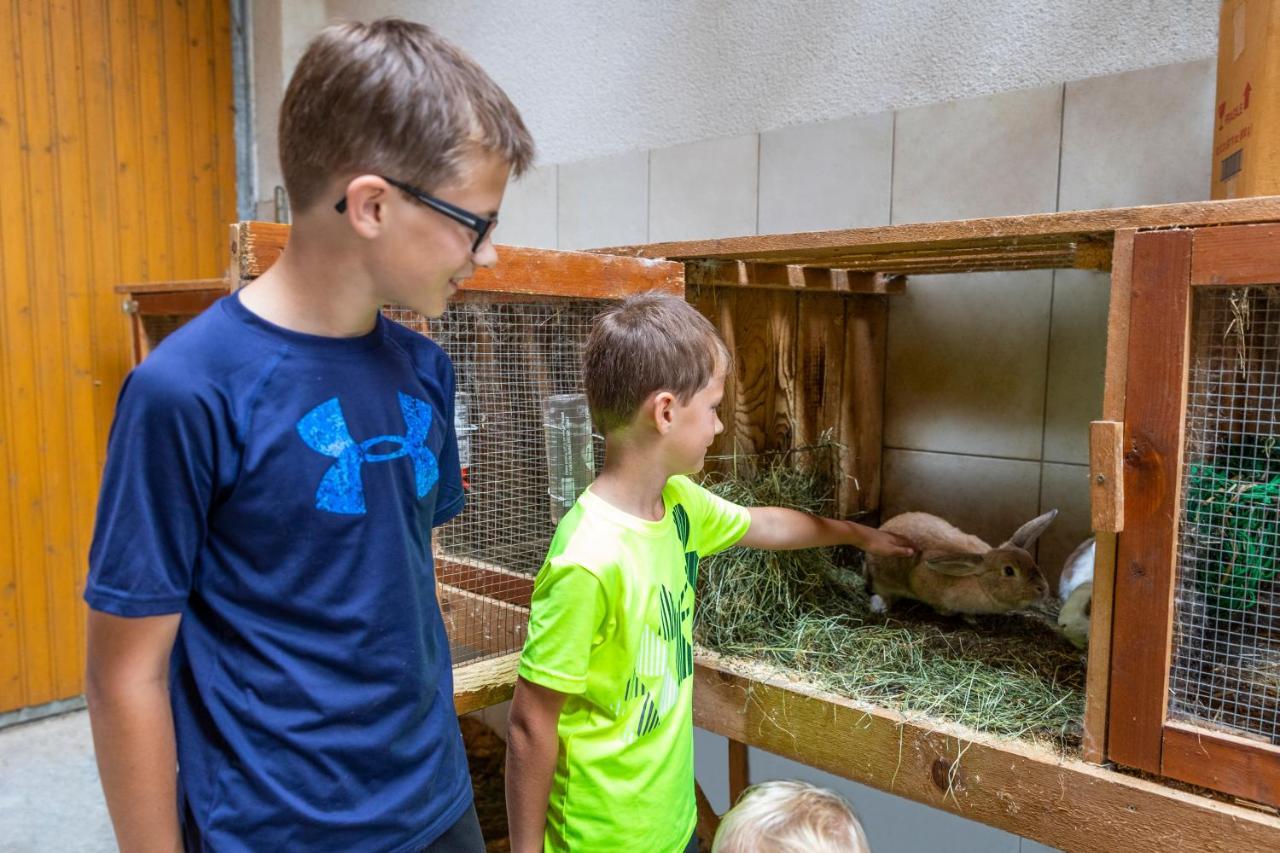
[759,112,893,234]
[892,85,1062,224]
[1038,462,1093,594]
[1059,59,1215,211]
[557,150,649,250]
[649,134,759,242]
[1043,270,1110,465]
[748,747,1022,853]
[882,449,1043,550]
[885,271,1053,459]
[1022,840,1064,853]
[497,163,558,249]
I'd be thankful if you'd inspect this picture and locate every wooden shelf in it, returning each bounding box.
[692,651,1280,853]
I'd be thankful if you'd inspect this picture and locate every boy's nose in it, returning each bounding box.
[473,238,499,269]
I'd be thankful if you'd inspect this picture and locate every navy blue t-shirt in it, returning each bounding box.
[86,292,470,852]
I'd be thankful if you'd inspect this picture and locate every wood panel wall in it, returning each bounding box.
[0,0,236,713]
[689,284,887,517]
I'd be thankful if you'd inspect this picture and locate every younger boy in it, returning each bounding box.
[505,294,914,852]
[85,19,532,852]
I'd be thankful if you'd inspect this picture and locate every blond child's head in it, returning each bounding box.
[712,780,870,853]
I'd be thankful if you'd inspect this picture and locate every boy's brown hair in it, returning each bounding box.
[279,18,535,213]
[583,293,730,435]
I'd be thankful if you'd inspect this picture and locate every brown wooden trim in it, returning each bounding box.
[453,652,519,715]
[728,739,750,806]
[598,197,1280,264]
[437,558,535,608]
[115,278,229,294]
[1190,223,1280,286]
[687,260,905,293]
[1081,228,1137,764]
[1107,230,1193,774]
[1162,722,1280,809]
[1089,420,1124,533]
[693,653,1280,851]
[131,289,226,316]
[694,781,722,844]
[232,220,684,298]
[438,584,527,657]
[844,296,887,515]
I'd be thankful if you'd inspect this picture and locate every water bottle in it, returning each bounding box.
[543,393,595,524]
[453,391,475,491]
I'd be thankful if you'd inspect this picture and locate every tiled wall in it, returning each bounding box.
[499,57,1216,588]
[496,59,1215,852]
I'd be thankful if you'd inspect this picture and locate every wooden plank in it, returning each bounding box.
[115,278,229,295]
[689,285,741,460]
[599,197,1280,265]
[693,653,1280,852]
[794,294,846,458]
[438,584,528,658]
[842,297,887,516]
[1081,228,1136,763]
[725,290,795,456]
[131,289,226,317]
[233,220,685,297]
[728,739,750,806]
[437,557,535,608]
[1162,722,1280,809]
[1190,223,1280,285]
[688,260,904,293]
[1107,230,1193,774]
[159,0,196,276]
[453,652,520,715]
[694,781,721,843]
[1088,420,1124,533]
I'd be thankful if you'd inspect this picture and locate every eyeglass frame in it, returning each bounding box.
[335,175,495,254]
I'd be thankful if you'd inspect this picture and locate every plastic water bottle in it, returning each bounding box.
[453,391,475,491]
[543,394,595,524]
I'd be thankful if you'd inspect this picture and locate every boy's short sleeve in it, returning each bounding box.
[670,475,751,557]
[517,560,607,695]
[85,367,217,617]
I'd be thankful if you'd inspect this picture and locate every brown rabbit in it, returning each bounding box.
[863,510,1056,615]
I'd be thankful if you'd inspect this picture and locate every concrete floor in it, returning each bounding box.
[0,710,115,853]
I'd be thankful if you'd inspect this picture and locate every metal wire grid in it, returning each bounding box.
[384,298,611,665]
[1170,287,1280,743]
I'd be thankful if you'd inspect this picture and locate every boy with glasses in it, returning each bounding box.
[84,19,532,852]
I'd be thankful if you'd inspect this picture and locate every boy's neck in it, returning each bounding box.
[590,439,676,522]
[238,216,382,338]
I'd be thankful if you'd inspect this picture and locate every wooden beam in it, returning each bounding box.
[453,651,519,715]
[1108,230,1193,774]
[693,653,1280,852]
[687,260,904,293]
[1190,222,1280,285]
[728,739,750,806]
[438,583,528,657]
[115,278,229,295]
[1162,722,1280,809]
[1081,228,1136,765]
[1089,421,1124,533]
[231,219,685,298]
[598,197,1280,264]
[437,557,535,608]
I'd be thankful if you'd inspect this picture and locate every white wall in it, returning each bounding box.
[252,4,1222,850]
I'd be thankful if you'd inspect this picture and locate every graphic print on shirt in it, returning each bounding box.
[296,391,439,515]
[616,502,697,744]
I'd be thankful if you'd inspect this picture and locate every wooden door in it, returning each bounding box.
[1109,224,1280,806]
[0,0,236,713]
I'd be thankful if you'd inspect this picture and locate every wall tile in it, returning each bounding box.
[649,134,759,242]
[557,150,648,250]
[892,85,1062,224]
[1038,462,1093,593]
[759,112,893,234]
[1043,270,1109,464]
[497,164,558,249]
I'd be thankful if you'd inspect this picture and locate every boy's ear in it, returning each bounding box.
[341,175,391,239]
[651,391,677,435]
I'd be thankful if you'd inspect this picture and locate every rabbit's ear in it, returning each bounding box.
[1004,509,1058,550]
[922,552,986,576]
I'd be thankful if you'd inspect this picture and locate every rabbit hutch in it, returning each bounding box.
[117,201,1280,850]
[116,222,682,716]
[598,197,1280,851]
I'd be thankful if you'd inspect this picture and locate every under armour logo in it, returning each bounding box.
[296,392,439,515]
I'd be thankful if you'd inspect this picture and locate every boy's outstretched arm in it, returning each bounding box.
[85,610,183,853]
[506,676,568,853]
[740,507,916,557]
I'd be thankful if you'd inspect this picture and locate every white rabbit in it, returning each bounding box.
[1056,537,1095,650]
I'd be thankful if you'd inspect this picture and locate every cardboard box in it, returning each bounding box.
[1213,0,1280,199]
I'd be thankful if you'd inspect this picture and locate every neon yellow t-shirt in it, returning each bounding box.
[518,475,751,853]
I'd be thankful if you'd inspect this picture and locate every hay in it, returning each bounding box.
[695,447,1086,751]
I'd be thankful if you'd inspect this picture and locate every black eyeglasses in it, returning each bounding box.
[335,175,495,253]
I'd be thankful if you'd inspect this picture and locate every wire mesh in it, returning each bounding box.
[385,297,611,666]
[1171,286,1280,743]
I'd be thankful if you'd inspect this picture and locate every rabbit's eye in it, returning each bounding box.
[1003,566,1016,577]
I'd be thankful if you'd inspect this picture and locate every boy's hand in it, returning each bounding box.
[855,526,916,558]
